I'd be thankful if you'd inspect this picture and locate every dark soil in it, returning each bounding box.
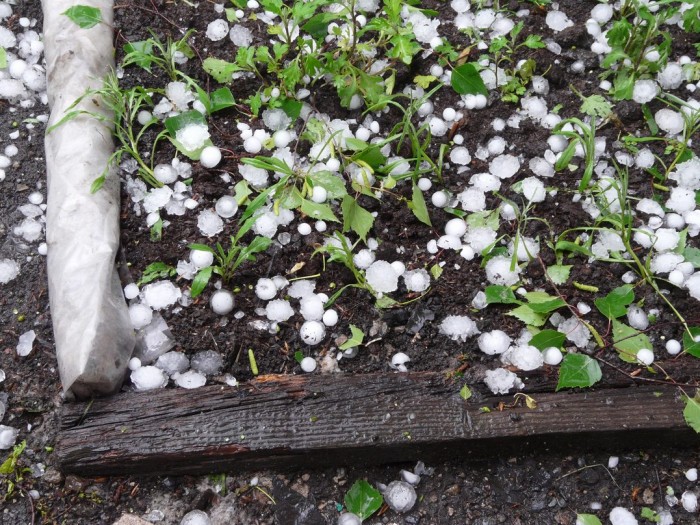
[0,0,699,524]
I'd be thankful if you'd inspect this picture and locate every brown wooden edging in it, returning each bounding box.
[58,361,699,476]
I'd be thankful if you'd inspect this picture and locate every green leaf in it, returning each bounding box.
[341,195,374,241]
[300,199,339,223]
[507,305,547,327]
[527,298,566,313]
[546,264,572,285]
[575,515,602,525]
[164,110,208,137]
[294,350,304,364]
[302,12,340,39]
[123,40,155,71]
[460,385,472,401]
[62,5,102,29]
[580,94,613,119]
[556,354,602,391]
[209,87,235,113]
[640,507,661,523]
[450,63,488,96]
[234,180,253,205]
[523,34,546,49]
[311,171,347,199]
[408,184,432,226]
[138,262,177,286]
[683,247,700,268]
[190,267,214,298]
[612,320,652,363]
[414,75,437,88]
[375,295,397,309]
[90,175,106,194]
[340,325,364,350]
[150,217,163,242]
[594,285,634,319]
[466,209,500,230]
[344,480,383,521]
[278,98,303,120]
[530,330,566,350]
[430,263,443,280]
[0,47,7,69]
[388,33,422,65]
[484,285,519,304]
[203,57,238,83]
[684,394,700,433]
[682,327,700,357]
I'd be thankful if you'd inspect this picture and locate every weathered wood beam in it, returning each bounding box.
[57,370,698,476]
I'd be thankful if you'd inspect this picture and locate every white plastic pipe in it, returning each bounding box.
[43,0,134,397]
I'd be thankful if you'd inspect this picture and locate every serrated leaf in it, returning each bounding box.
[190,267,213,298]
[575,515,602,525]
[203,57,238,83]
[546,264,572,285]
[523,34,546,49]
[682,327,700,357]
[466,209,500,230]
[344,480,383,521]
[300,199,339,223]
[508,305,547,327]
[414,75,437,88]
[530,330,566,350]
[340,325,364,350]
[684,394,700,433]
[311,171,347,199]
[594,285,634,319]
[62,5,102,29]
[580,94,613,119]
[640,507,660,522]
[484,285,519,304]
[612,320,652,363]
[341,195,374,241]
[556,354,602,391]
[684,247,700,268]
[460,385,472,400]
[451,63,488,96]
[408,184,432,226]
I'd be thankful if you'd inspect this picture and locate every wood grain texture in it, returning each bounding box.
[57,369,698,476]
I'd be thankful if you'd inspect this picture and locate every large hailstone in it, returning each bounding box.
[439,315,479,342]
[365,260,399,294]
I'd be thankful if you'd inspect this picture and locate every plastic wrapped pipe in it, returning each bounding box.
[43,0,135,397]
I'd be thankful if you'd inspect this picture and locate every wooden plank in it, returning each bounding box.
[57,371,698,476]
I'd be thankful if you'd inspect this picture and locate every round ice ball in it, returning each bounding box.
[300,357,317,373]
[211,290,235,315]
[300,321,325,345]
[129,303,153,330]
[200,146,222,168]
[636,348,655,366]
[543,347,563,365]
[190,249,214,269]
[215,196,238,218]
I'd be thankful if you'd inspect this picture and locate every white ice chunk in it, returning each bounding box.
[504,344,544,371]
[16,330,35,357]
[366,260,399,293]
[0,425,19,450]
[191,350,223,375]
[489,154,520,179]
[478,330,511,355]
[546,10,574,32]
[131,366,168,391]
[206,19,229,41]
[485,256,521,286]
[0,259,20,284]
[180,509,211,525]
[403,269,430,292]
[197,208,224,237]
[265,299,294,322]
[558,317,591,348]
[382,481,417,513]
[155,351,190,375]
[175,370,207,389]
[609,507,638,525]
[141,281,182,310]
[439,315,479,342]
[484,368,523,394]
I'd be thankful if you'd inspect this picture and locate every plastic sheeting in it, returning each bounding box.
[43,0,135,397]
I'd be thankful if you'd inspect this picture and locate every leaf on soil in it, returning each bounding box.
[594,284,634,319]
[459,385,472,401]
[683,247,700,268]
[450,63,488,96]
[507,305,547,327]
[527,298,566,313]
[575,515,602,525]
[311,171,347,199]
[339,325,364,350]
[466,209,500,230]
[546,264,572,285]
[530,330,566,350]
[62,5,102,29]
[612,320,652,363]
[344,480,383,521]
[640,507,660,522]
[682,327,700,358]
[484,285,519,304]
[0,47,7,70]
[408,184,432,226]
[209,87,236,113]
[300,199,339,223]
[580,94,613,119]
[138,262,177,286]
[556,354,602,391]
[203,57,238,83]
[190,267,214,298]
[414,75,437,88]
[341,195,374,241]
[683,394,700,433]
[430,264,443,280]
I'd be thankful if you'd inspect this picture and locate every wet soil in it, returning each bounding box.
[1,0,699,524]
